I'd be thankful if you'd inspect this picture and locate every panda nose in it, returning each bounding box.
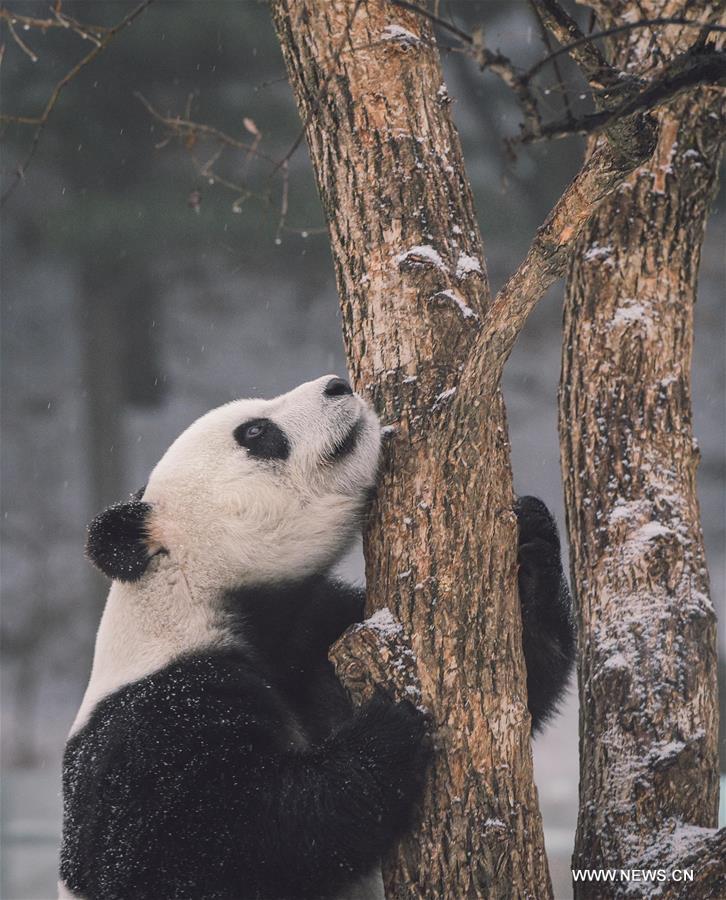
[323,376,353,398]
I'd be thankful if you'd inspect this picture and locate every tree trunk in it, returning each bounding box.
[560,3,724,895]
[272,2,551,897]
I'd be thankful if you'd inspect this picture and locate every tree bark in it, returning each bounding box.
[272,2,552,897]
[560,3,724,895]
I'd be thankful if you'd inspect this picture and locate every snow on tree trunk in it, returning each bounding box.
[272,1,552,897]
[560,2,725,895]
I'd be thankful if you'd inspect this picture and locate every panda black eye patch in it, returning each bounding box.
[233,418,290,461]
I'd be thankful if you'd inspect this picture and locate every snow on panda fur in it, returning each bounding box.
[60,374,574,900]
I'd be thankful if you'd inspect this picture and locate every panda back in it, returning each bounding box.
[60,650,304,900]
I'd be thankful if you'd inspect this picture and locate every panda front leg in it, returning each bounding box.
[245,692,430,900]
[515,495,576,732]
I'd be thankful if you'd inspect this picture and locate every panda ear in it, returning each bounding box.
[86,500,161,583]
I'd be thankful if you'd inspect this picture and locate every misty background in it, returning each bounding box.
[1,2,723,898]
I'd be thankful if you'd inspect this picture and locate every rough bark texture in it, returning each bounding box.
[330,609,423,710]
[560,3,724,896]
[272,2,551,897]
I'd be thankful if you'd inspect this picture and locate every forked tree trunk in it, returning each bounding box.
[560,2,725,895]
[272,1,552,897]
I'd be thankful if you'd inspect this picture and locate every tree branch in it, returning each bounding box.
[529,0,619,89]
[527,0,575,123]
[6,15,38,62]
[0,5,110,40]
[524,17,726,81]
[520,47,726,143]
[135,93,313,232]
[134,92,276,164]
[1,0,155,207]
[329,609,423,709]
[445,50,722,395]
[452,122,658,410]
[389,2,724,151]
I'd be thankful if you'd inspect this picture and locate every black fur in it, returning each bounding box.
[61,577,429,900]
[515,495,576,731]
[234,418,290,461]
[85,501,155,583]
[323,421,361,463]
[66,498,573,897]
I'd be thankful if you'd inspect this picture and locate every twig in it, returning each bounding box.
[389,1,726,80]
[275,160,289,244]
[136,93,291,220]
[51,7,103,46]
[520,48,726,144]
[527,0,574,124]
[134,93,277,165]
[1,0,155,207]
[528,0,618,89]
[389,0,472,46]
[6,16,38,62]
[469,28,542,135]
[391,0,536,112]
[0,6,110,38]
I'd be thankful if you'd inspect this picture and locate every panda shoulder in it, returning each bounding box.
[73,651,288,758]
[302,577,366,643]
[142,651,291,736]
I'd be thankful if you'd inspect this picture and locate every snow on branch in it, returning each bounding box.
[329,608,424,710]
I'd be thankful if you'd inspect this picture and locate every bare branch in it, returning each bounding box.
[0,6,110,39]
[455,132,656,405]
[0,0,155,208]
[529,0,618,88]
[388,2,724,151]
[134,93,277,164]
[135,92,282,216]
[136,93,316,235]
[520,47,726,144]
[6,16,38,62]
[527,0,574,122]
[389,2,725,90]
[274,160,289,244]
[388,0,472,47]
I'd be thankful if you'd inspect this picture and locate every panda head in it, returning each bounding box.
[86,375,381,593]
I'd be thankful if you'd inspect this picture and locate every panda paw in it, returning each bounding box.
[515,495,560,547]
[514,496,575,731]
[515,495,563,614]
[335,690,431,829]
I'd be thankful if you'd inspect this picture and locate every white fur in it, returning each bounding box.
[71,376,381,735]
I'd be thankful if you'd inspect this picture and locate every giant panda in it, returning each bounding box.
[59,374,574,900]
